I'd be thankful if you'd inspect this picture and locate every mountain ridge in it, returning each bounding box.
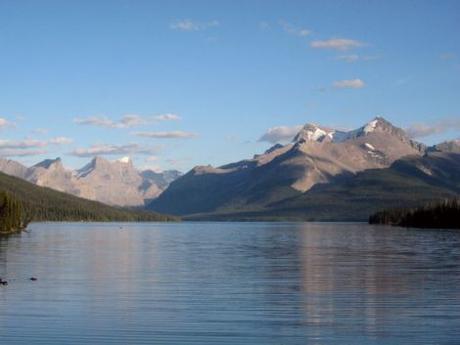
[148,117,459,219]
[0,156,182,207]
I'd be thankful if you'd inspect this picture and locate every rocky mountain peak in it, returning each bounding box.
[33,157,63,170]
[430,140,460,153]
[293,123,336,143]
[291,117,400,145]
[76,156,109,178]
[92,156,109,167]
[264,143,284,154]
[365,116,399,133]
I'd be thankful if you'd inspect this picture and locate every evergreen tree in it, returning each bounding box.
[369,198,460,229]
[0,191,27,234]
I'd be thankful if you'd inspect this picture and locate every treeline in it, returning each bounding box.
[0,192,30,234]
[0,171,179,223]
[369,199,460,229]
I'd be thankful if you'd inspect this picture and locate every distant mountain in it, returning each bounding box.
[0,170,177,222]
[430,139,460,153]
[0,159,28,179]
[0,156,181,207]
[259,151,460,221]
[26,158,80,195]
[148,117,459,220]
[148,117,425,215]
[141,169,183,201]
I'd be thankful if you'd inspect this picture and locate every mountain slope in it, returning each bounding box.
[0,158,28,179]
[185,152,460,221]
[0,171,177,222]
[0,156,182,207]
[148,117,426,216]
[75,157,145,206]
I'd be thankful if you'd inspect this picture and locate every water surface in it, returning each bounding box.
[1,222,459,344]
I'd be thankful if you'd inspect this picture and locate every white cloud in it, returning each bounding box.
[279,20,311,37]
[335,54,379,63]
[333,79,366,89]
[134,131,197,139]
[74,116,119,128]
[32,128,49,135]
[310,38,364,51]
[0,117,14,129]
[153,113,181,121]
[258,125,303,144]
[0,136,71,157]
[75,113,181,129]
[0,139,48,149]
[406,118,460,138]
[0,148,48,157]
[49,136,74,145]
[170,19,219,32]
[120,114,145,127]
[70,144,160,157]
[145,156,158,162]
[0,137,72,149]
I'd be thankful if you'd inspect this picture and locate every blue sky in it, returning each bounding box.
[0,0,459,171]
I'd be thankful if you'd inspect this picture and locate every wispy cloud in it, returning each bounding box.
[74,116,120,128]
[440,53,456,60]
[74,113,181,129]
[335,54,379,63]
[0,149,48,157]
[0,137,73,157]
[0,139,48,149]
[279,20,311,37]
[258,125,303,144]
[311,38,364,51]
[170,19,219,32]
[0,137,72,149]
[333,79,365,89]
[259,21,270,30]
[153,113,181,121]
[134,131,197,139]
[70,144,160,157]
[32,128,49,135]
[406,118,460,138]
[0,117,14,129]
[49,137,74,145]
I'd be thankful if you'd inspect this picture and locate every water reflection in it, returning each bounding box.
[0,222,459,344]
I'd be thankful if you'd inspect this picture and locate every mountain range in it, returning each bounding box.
[147,117,460,220]
[0,170,176,222]
[0,156,181,207]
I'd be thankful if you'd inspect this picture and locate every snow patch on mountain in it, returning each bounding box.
[364,143,376,151]
[117,156,131,164]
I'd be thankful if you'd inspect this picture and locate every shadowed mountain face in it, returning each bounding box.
[148,117,459,219]
[260,151,460,221]
[0,156,181,206]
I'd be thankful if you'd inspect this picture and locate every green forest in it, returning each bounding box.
[369,199,460,229]
[0,171,178,227]
[0,191,29,234]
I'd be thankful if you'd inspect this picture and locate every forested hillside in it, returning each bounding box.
[0,171,177,222]
[0,192,29,234]
[369,199,460,229]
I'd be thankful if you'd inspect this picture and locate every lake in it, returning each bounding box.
[0,222,459,344]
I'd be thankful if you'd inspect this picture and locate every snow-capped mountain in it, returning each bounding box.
[0,156,181,206]
[148,117,436,216]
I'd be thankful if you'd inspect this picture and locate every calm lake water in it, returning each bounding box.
[0,222,459,344]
